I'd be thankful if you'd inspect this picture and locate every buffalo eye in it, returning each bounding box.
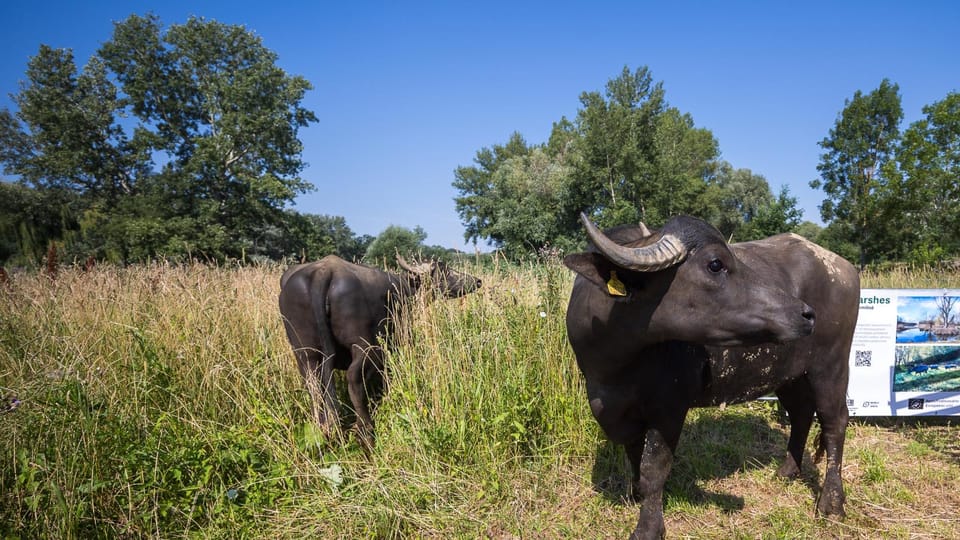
[707,258,726,273]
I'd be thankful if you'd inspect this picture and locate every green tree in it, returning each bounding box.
[705,162,775,239]
[738,186,804,241]
[0,46,141,201]
[98,14,317,261]
[483,147,574,259]
[0,14,318,264]
[452,66,720,258]
[811,79,903,269]
[363,225,448,268]
[281,212,368,262]
[453,132,532,246]
[568,66,668,226]
[886,92,960,263]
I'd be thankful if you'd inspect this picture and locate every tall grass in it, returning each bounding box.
[2,261,959,538]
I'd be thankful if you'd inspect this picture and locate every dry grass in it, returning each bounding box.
[1,261,959,539]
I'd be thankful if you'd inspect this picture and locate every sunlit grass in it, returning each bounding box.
[2,262,959,538]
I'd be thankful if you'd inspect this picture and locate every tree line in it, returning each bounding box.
[1,14,958,269]
[454,69,960,268]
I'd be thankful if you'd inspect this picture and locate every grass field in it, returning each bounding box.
[1,260,959,538]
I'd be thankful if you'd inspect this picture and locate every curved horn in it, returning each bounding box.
[637,222,652,237]
[580,213,687,272]
[396,253,431,274]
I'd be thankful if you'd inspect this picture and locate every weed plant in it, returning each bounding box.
[2,261,959,538]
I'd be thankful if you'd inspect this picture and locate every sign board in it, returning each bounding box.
[847,289,960,416]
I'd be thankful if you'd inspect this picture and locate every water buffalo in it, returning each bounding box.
[279,254,480,447]
[563,214,859,540]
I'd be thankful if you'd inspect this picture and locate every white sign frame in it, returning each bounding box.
[847,289,960,416]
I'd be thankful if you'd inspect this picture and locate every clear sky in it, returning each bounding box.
[1,1,958,252]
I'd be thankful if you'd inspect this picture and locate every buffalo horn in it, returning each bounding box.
[580,213,687,272]
[396,253,431,274]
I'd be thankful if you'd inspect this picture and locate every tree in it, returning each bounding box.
[453,132,532,246]
[738,185,803,241]
[0,14,318,264]
[363,225,448,268]
[569,66,669,227]
[811,79,903,269]
[0,46,142,201]
[280,212,369,262]
[98,14,317,260]
[452,66,720,258]
[483,147,574,259]
[886,92,960,263]
[705,163,775,239]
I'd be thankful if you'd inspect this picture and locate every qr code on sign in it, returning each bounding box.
[854,350,872,367]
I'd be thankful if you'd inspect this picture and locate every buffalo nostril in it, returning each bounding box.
[802,304,816,324]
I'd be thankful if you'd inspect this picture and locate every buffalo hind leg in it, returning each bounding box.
[626,416,685,540]
[282,318,341,435]
[774,378,816,479]
[346,343,385,450]
[300,350,340,431]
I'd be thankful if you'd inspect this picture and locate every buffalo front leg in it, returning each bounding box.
[626,427,679,540]
[814,397,849,517]
[774,378,816,479]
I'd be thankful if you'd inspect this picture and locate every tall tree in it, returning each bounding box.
[704,162,775,239]
[97,14,318,260]
[453,132,532,247]
[1,15,318,263]
[886,92,960,263]
[811,79,902,269]
[0,46,141,201]
[569,66,669,226]
[363,225,448,267]
[452,66,720,258]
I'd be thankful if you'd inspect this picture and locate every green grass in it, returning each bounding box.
[2,261,960,538]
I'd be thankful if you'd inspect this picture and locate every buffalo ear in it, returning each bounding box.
[563,252,612,290]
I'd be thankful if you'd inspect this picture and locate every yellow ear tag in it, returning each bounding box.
[606,271,628,296]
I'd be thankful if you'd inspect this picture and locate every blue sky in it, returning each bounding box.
[1,1,958,252]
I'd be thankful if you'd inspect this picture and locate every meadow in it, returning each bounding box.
[1,260,959,539]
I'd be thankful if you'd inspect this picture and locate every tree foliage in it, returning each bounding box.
[453,66,781,259]
[363,225,450,268]
[811,79,903,268]
[884,92,960,263]
[0,14,318,264]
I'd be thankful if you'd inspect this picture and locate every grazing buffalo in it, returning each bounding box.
[279,254,480,447]
[563,214,859,540]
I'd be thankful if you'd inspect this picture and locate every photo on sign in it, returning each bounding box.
[893,345,960,392]
[895,295,960,344]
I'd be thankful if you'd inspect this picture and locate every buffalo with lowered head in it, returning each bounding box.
[279,254,480,447]
[563,214,859,540]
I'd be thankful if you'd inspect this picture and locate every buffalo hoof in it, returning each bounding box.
[816,485,846,517]
[775,455,801,479]
[628,522,665,540]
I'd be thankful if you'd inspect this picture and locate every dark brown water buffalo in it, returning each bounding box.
[279,254,480,447]
[563,213,859,540]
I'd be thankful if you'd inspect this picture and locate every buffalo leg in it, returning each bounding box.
[627,417,685,540]
[774,377,815,479]
[346,343,384,448]
[813,380,849,516]
[281,319,340,431]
